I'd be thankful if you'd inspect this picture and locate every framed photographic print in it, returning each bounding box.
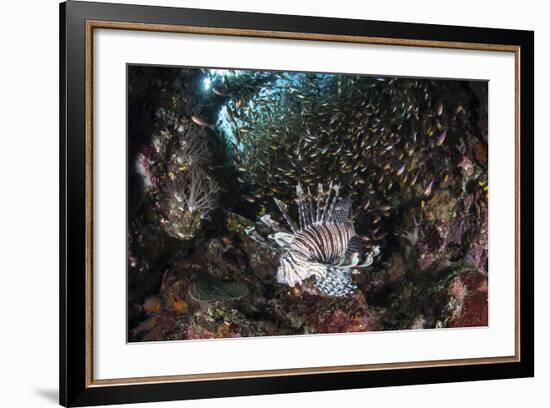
[60,1,534,406]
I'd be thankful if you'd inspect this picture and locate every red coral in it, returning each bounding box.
[447,290,488,328]
[312,310,372,333]
[447,272,488,328]
[308,292,380,333]
[186,326,214,340]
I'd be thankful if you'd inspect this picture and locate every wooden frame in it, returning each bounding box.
[60,1,534,406]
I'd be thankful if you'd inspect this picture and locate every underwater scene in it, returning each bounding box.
[127,65,489,342]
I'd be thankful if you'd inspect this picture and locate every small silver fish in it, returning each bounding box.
[396,163,406,176]
[436,129,448,146]
[423,180,434,196]
[191,115,210,128]
[212,86,226,96]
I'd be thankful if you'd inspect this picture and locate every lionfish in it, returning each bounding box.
[248,182,380,296]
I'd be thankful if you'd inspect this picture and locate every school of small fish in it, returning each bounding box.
[206,70,485,244]
[128,66,489,338]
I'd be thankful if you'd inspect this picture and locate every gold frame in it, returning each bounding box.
[84,20,521,388]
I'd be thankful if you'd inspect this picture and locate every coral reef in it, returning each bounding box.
[126,66,489,342]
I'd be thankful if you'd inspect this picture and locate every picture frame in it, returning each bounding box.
[60,1,534,406]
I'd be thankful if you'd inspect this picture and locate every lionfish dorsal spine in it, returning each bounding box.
[315,183,324,223]
[319,182,334,223]
[295,183,307,230]
[306,186,315,227]
[332,197,352,224]
[325,183,340,223]
[274,198,298,233]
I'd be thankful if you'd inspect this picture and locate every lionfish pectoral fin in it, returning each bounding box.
[338,243,380,269]
[357,245,381,268]
[277,252,313,287]
[348,253,360,267]
[315,267,356,296]
[335,252,359,267]
[344,235,365,259]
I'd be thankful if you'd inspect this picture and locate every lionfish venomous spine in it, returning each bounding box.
[259,182,380,297]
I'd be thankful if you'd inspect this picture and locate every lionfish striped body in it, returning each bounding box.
[262,182,379,297]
